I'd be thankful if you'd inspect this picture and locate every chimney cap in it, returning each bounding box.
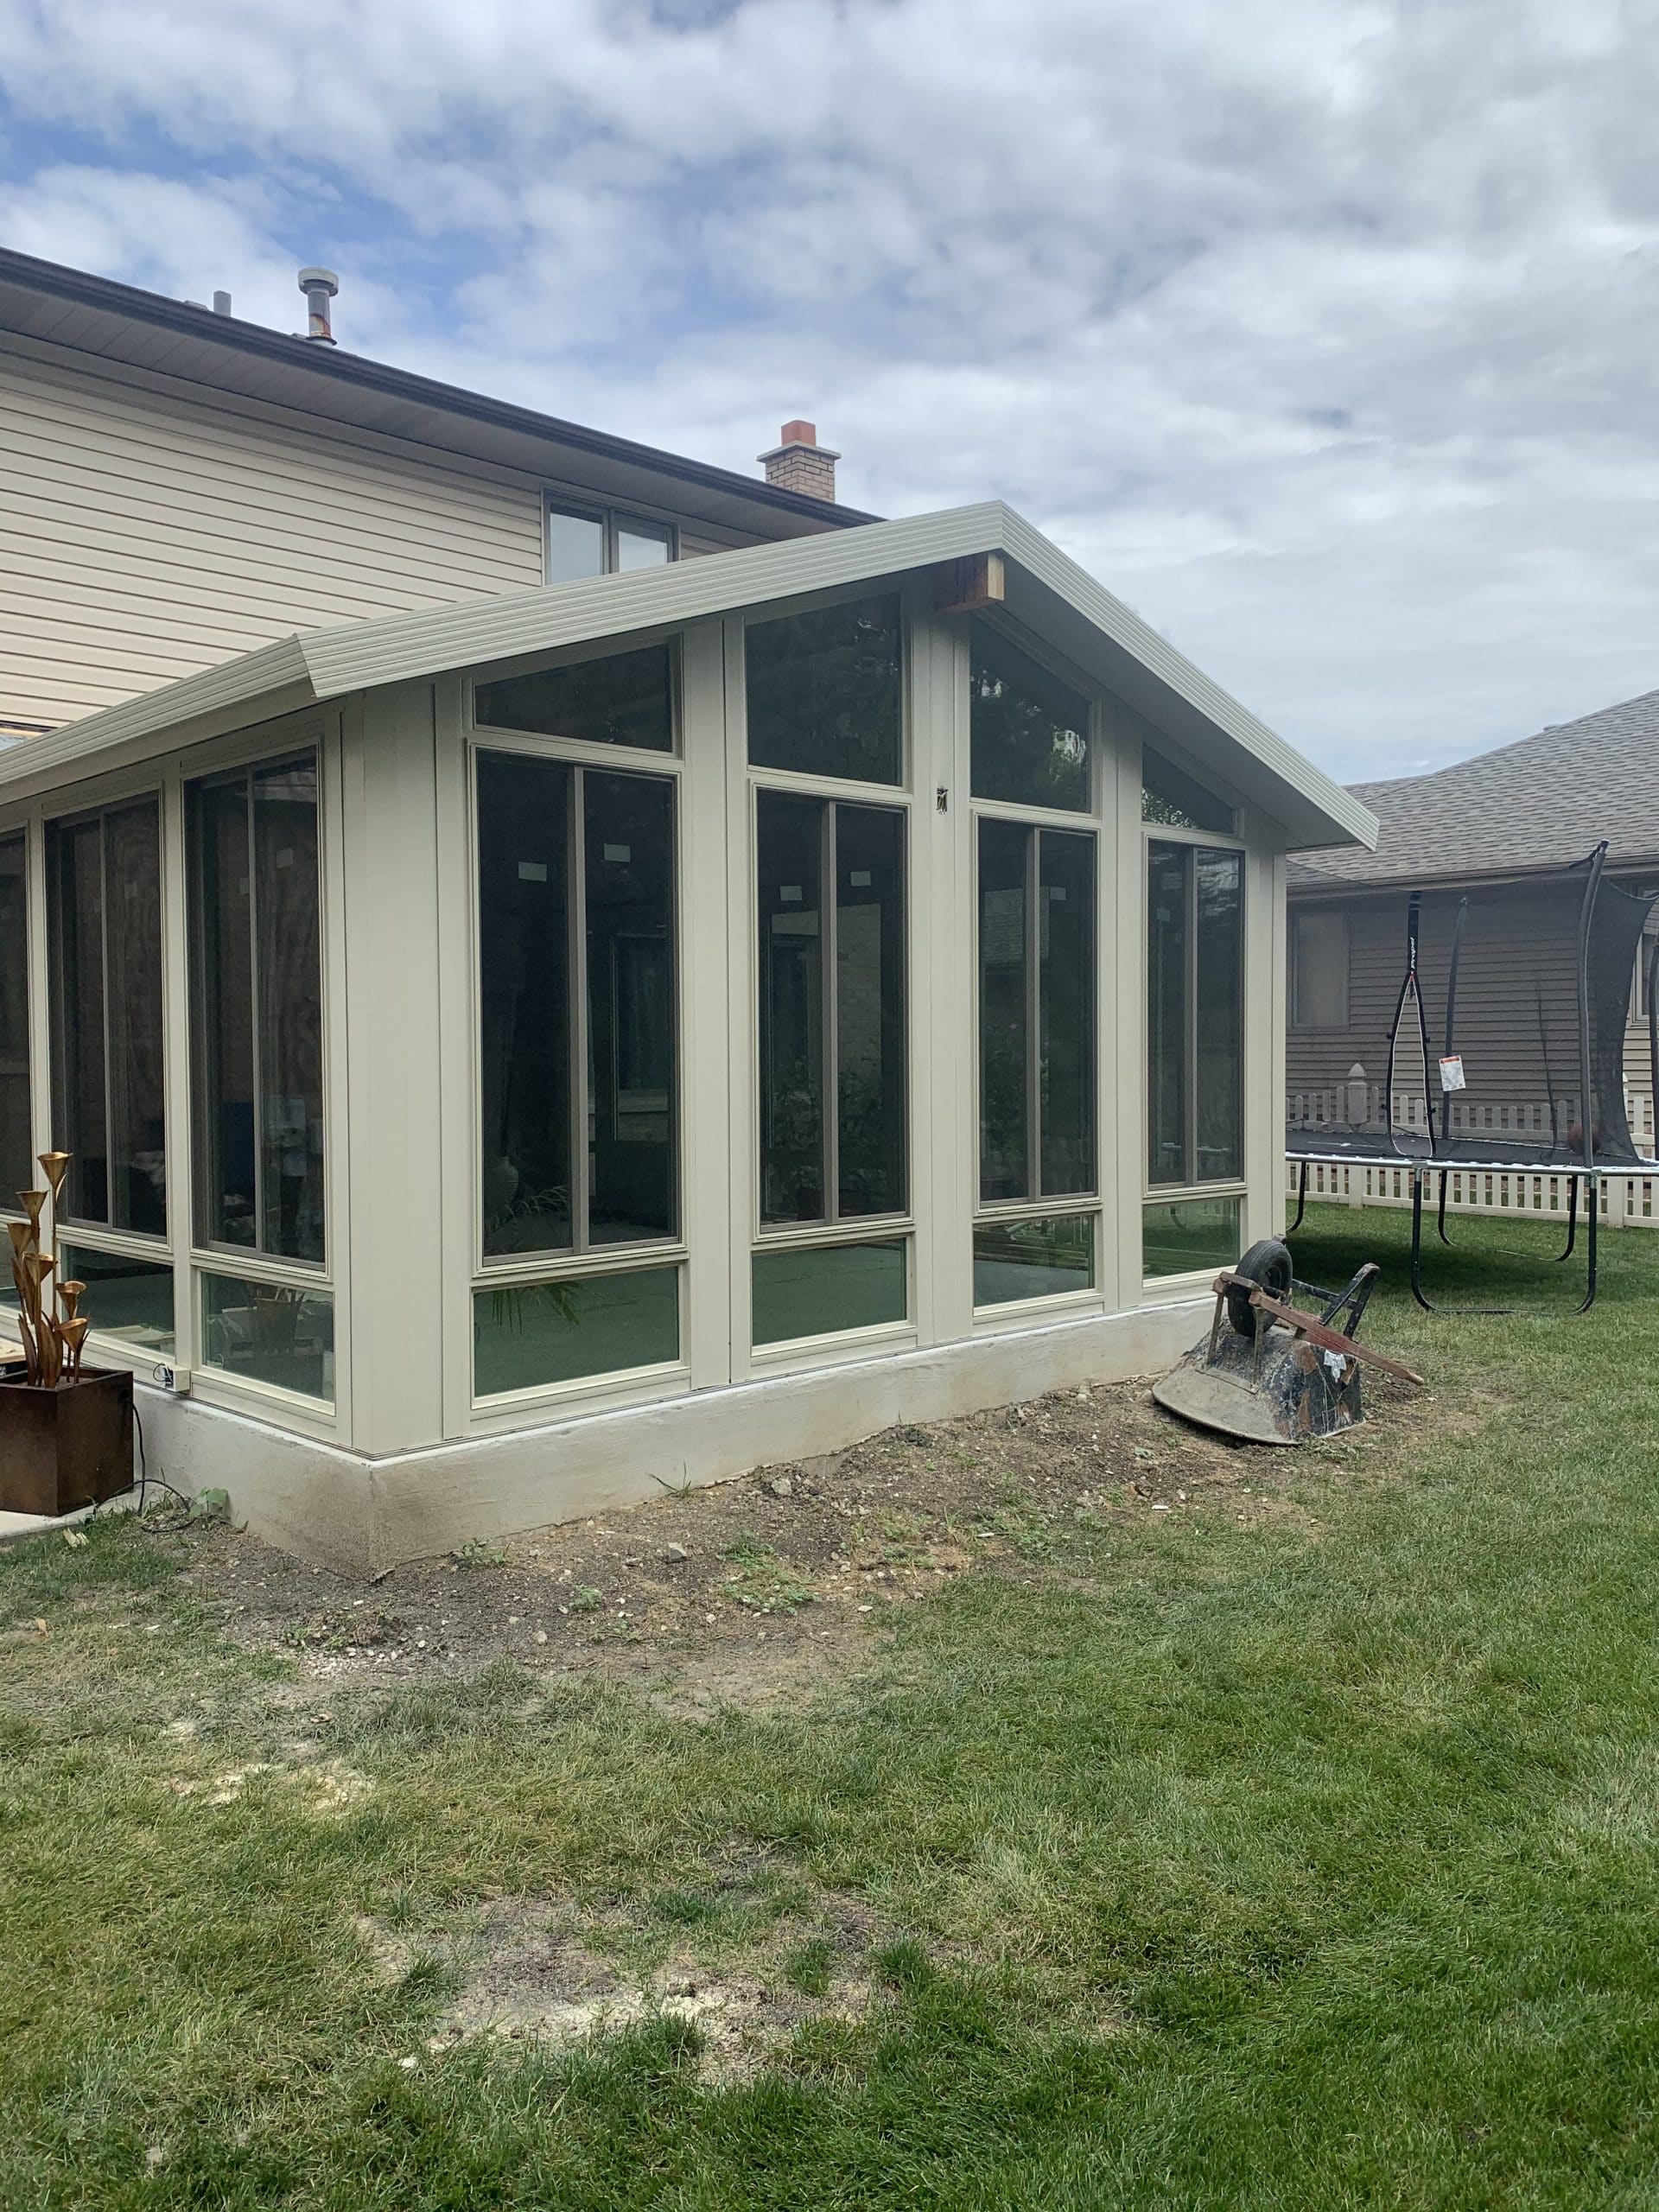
[297,267,340,296]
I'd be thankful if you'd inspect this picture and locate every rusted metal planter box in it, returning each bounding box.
[0,1366,135,1517]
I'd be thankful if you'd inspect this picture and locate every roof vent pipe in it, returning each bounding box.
[297,268,339,344]
[213,289,232,316]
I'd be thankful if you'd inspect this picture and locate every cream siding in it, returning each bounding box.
[0,342,551,727]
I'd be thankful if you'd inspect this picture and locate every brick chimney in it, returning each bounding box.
[758,418,840,502]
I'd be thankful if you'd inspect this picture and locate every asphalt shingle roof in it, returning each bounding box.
[1290,688,1659,890]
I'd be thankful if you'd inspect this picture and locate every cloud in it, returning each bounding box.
[2,0,1657,777]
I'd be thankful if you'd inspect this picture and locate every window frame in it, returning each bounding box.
[543,494,679,582]
[0,820,33,1221]
[464,637,692,1407]
[1141,797,1248,1211]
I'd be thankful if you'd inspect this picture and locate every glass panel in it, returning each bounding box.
[104,803,167,1235]
[746,594,902,785]
[191,775,257,1249]
[836,805,906,1217]
[49,815,109,1224]
[974,1213,1095,1307]
[252,763,324,1263]
[977,817,1029,1204]
[1147,842,1189,1187]
[0,834,26,1202]
[474,1264,679,1396]
[478,753,574,1256]
[200,1271,334,1400]
[616,517,673,570]
[1196,849,1243,1181]
[1142,1195,1241,1280]
[752,1238,906,1346]
[1039,830,1095,1196]
[60,1241,175,1356]
[546,506,606,585]
[757,791,825,1224]
[585,772,676,1245]
[969,622,1090,810]
[475,645,674,752]
[1142,747,1235,836]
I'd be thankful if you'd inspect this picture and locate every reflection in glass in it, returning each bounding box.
[973,1214,1095,1306]
[51,816,110,1223]
[978,817,1029,1203]
[1143,1195,1241,1279]
[585,772,676,1244]
[60,1242,175,1355]
[969,622,1090,810]
[474,1264,679,1396]
[0,834,27,1198]
[546,506,606,584]
[752,1238,906,1345]
[475,644,674,751]
[757,791,824,1224]
[479,754,573,1255]
[746,595,902,784]
[189,757,325,1263]
[1147,842,1189,1187]
[836,806,906,1217]
[1142,747,1235,836]
[200,1271,334,1399]
[616,517,673,570]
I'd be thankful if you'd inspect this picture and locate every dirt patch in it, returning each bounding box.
[160,1364,1433,1714]
[359,1853,893,2083]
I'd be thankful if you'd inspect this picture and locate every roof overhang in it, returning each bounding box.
[0,503,1376,852]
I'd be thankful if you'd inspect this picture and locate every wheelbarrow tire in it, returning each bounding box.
[1227,1238,1294,1337]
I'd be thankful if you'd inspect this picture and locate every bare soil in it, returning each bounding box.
[162,1365,1427,1714]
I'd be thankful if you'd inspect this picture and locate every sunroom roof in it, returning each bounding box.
[0,503,1375,852]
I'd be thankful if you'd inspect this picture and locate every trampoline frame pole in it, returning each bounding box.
[1288,1156,1308,1235]
[1410,1166,1432,1312]
[1436,1168,1453,1247]
[1578,1175,1600,1315]
[1556,1174,1579,1263]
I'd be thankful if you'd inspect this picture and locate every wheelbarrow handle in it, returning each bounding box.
[1211,1273,1426,1388]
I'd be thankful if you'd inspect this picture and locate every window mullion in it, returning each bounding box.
[1185,850,1200,1186]
[1026,826,1042,1201]
[97,816,116,1229]
[570,765,590,1254]
[823,800,840,1226]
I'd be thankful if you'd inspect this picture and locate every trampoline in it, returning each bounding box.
[1287,843,1659,1313]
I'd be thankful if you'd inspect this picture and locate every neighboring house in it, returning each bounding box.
[0,248,1372,1564]
[1287,690,1659,1163]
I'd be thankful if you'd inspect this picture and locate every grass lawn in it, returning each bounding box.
[3,1205,1659,2208]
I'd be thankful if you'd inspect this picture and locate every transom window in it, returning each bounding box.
[1142,747,1236,837]
[474,643,676,752]
[969,621,1091,811]
[546,501,676,584]
[746,595,903,785]
[476,753,677,1258]
[47,797,167,1236]
[188,754,326,1264]
[0,831,29,1204]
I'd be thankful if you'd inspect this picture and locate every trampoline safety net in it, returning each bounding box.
[1287,845,1659,1173]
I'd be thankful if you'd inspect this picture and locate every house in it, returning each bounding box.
[0,247,1373,1566]
[1287,690,1659,1188]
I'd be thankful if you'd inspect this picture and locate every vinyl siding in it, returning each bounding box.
[0,342,551,727]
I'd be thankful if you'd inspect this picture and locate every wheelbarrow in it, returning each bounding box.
[1152,1239,1422,1446]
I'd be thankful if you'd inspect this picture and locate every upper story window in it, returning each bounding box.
[48,798,167,1236]
[546,501,676,585]
[0,831,29,1205]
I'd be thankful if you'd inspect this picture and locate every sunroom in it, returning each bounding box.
[0,505,1371,1565]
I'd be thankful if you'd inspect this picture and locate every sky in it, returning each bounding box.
[2,0,1656,783]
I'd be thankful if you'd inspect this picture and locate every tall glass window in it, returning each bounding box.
[0,832,29,1204]
[188,755,325,1263]
[1147,841,1243,1189]
[476,753,677,1258]
[47,798,167,1235]
[757,792,906,1225]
